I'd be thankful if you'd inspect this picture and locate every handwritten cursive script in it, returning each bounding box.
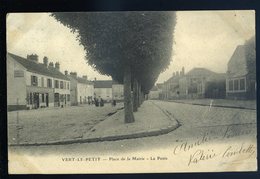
[173,132,212,155]
[188,149,218,166]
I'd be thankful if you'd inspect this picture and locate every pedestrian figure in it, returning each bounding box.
[94,97,99,107]
[88,96,91,105]
[113,100,116,107]
[100,98,104,107]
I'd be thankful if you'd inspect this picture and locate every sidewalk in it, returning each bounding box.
[10,101,180,146]
[169,99,256,110]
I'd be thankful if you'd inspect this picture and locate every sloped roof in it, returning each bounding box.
[186,68,225,81]
[227,45,248,78]
[94,80,113,88]
[8,52,69,81]
[186,68,217,77]
[165,75,181,84]
[77,77,93,85]
[112,80,123,85]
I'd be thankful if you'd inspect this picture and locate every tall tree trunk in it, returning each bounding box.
[141,91,144,104]
[137,82,141,108]
[133,78,138,112]
[138,83,142,107]
[124,66,135,123]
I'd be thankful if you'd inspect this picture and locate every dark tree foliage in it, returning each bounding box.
[52,12,176,123]
[51,12,176,93]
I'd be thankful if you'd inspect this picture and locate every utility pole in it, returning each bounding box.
[16,98,19,144]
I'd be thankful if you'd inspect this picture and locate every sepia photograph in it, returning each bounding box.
[6,10,256,173]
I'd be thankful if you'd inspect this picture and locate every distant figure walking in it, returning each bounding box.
[88,96,91,105]
[112,99,116,107]
[100,98,104,107]
[94,97,99,107]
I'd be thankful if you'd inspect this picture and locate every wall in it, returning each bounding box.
[112,84,124,100]
[226,75,255,100]
[77,83,94,103]
[7,55,27,110]
[94,88,112,101]
[69,77,78,105]
[25,68,70,107]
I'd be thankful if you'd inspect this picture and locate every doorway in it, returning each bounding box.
[46,93,49,107]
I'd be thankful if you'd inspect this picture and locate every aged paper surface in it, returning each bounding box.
[7,10,257,173]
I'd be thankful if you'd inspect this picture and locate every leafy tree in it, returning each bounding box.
[52,12,176,123]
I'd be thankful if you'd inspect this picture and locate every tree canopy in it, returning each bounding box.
[52,12,176,93]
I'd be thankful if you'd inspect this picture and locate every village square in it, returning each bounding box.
[6,11,256,173]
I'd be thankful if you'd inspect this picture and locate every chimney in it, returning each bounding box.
[70,72,77,78]
[83,75,88,81]
[55,62,60,71]
[49,62,54,68]
[172,72,175,77]
[94,77,97,81]
[176,71,179,76]
[27,54,39,63]
[64,70,68,75]
[43,56,48,67]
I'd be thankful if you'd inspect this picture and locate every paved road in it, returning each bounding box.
[9,101,257,173]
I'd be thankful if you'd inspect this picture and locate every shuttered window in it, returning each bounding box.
[31,75,38,86]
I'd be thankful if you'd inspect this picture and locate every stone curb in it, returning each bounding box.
[167,100,256,110]
[9,103,181,147]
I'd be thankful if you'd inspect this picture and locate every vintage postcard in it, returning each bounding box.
[7,10,256,173]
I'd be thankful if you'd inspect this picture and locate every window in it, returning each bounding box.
[42,94,45,102]
[234,79,239,90]
[67,94,70,101]
[240,78,245,90]
[229,80,233,91]
[31,75,38,86]
[41,77,44,87]
[60,81,64,89]
[67,83,70,90]
[47,79,52,88]
[55,80,59,88]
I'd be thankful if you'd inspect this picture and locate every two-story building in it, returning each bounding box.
[67,72,94,105]
[93,80,124,102]
[93,80,113,102]
[7,53,70,111]
[162,67,185,100]
[226,41,256,99]
[179,67,226,99]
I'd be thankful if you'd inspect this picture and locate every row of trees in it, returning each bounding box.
[52,12,176,123]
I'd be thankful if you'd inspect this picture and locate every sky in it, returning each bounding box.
[6,11,255,83]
